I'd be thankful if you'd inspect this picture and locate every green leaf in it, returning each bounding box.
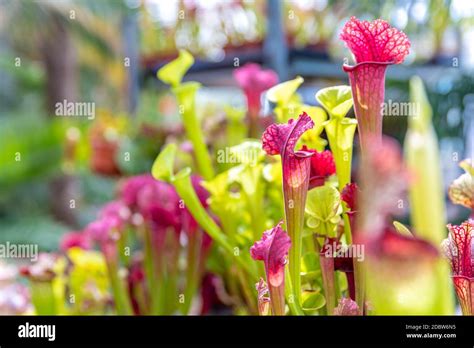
[301,291,326,312]
[305,183,343,237]
[298,105,328,151]
[337,270,348,292]
[301,271,321,284]
[303,105,327,133]
[301,252,320,274]
[262,162,282,183]
[408,76,432,131]
[323,117,357,191]
[201,171,229,197]
[404,75,455,314]
[157,50,194,87]
[316,85,353,119]
[224,106,247,146]
[151,143,177,182]
[173,168,229,247]
[202,171,246,236]
[306,216,319,229]
[228,140,265,166]
[171,81,215,180]
[172,170,257,280]
[224,105,246,122]
[460,159,474,176]
[266,76,304,106]
[393,221,413,236]
[31,282,58,315]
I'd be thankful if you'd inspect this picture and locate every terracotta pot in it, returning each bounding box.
[90,132,121,176]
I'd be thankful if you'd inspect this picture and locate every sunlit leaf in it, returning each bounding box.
[266,76,304,106]
[393,221,413,236]
[460,159,473,176]
[151,143,176,182]
[405,75,454,314]
[157,50,194,88]
[228,140,265,165]
[305,183,343,237]
[316,85,353,119]
[301,291,326,312]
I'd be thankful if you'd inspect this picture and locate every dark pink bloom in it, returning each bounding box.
[100,201,131,221]
[309,149,336,178]
[127,255,147,315]
[234,63,278,118]
[262,112,314,190]
[255,278,271,316]
[137,181,180,226]
[262,112,314,299]
[442,220,474,315]
[200,273,227,315]
[341,182,358,212]
[250,221,290,315]
[301,145,336,189]
[356,136,410,239]
[341,17,410,151]
[367,226,438,261]
[334,297,359,316]
[60,231,91,252]
[329,237,355,301]
[84,217,121,261]
[120,174,157,208]
[99,200,131,233]
[84,218,117,244]
[341,182,360,233]
[85,200,130,241]
[124,177,181,243]
[82,201,131,261]
[250,221,291,287]
[340,17,410,64]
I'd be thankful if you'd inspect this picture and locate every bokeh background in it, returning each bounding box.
[0,0,472,251]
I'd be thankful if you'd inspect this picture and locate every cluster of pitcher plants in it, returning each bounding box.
[7,17,473,316]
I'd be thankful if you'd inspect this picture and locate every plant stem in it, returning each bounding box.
[284,267,304,315]
[282,173,309,306]
[173,82,215,180]
[319,253,336,315]
[236,266,258,315]
[106,258,133,315]
[164,231,180,314]
[353,258,366,315]
[142,225,162,315]
[342,214,352,244]
[117,228,131,267]
[405,76,455,314]
[30,281,57,315]
[133,281,148,315]
[182,231,202,314]
[268,282,286,315]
